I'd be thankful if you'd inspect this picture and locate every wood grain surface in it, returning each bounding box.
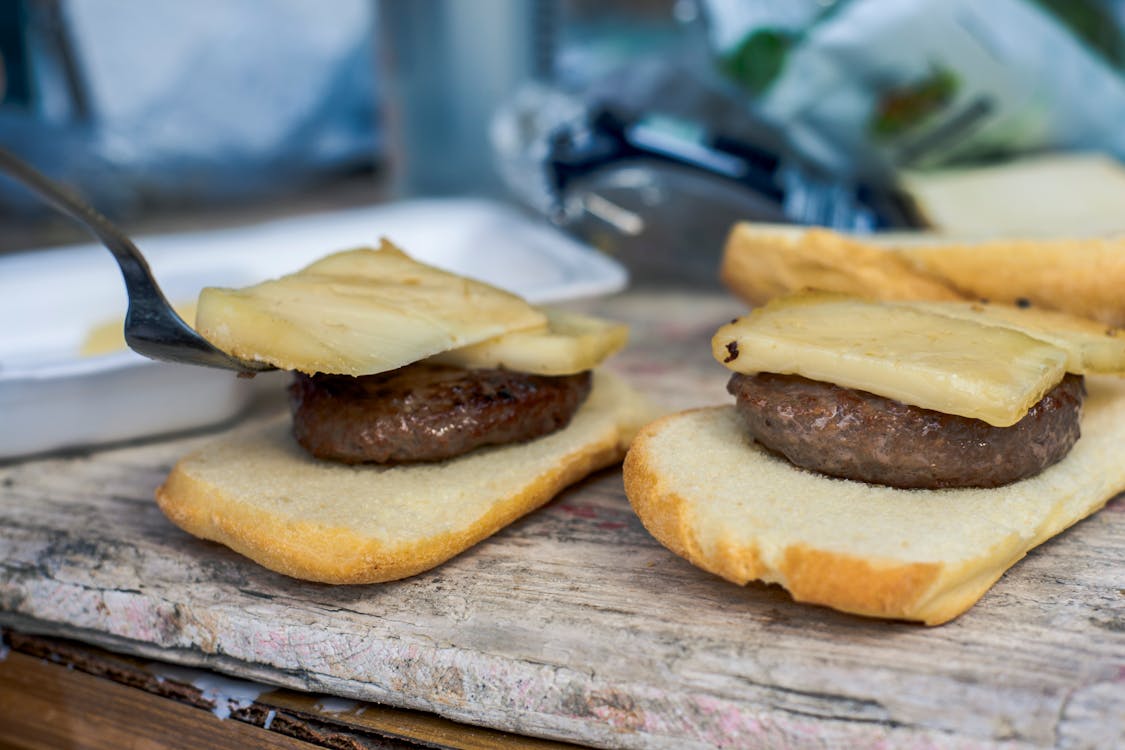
[1,291,1123,749]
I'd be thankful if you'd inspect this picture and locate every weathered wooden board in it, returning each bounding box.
[1,630,580,749]
[1,291,1123,749]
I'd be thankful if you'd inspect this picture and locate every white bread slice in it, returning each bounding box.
[623,376,1125,625]
[157,370,653,584]
[720,222,1125,328]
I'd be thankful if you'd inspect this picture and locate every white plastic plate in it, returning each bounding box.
[0,198,627,459]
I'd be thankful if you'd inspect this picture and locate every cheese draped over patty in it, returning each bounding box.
[713,293,1125,427]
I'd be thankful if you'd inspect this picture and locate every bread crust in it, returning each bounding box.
[157,433,617,584]
[721,222,1125,327]
[623,378,1125,625]
[719,224,963,307]
[156,370,653,584]
[903,238,1125,328]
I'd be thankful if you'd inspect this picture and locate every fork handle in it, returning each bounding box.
[0,148,210,355]
[0,149,168,304]
[0,148,272,372]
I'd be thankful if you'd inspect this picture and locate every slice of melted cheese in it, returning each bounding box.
[429,309,628,375]
[195,240,548,375]
[712,292,1071,427]
[899,300,1125,375]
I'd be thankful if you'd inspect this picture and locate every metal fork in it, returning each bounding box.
[0,149,273,373]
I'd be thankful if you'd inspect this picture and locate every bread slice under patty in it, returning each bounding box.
[157,370,652,584]
[623,376,1125,625]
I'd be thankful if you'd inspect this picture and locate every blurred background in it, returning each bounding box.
[3,0,1125,284]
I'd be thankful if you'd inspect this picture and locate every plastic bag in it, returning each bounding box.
[705,0,1125,178]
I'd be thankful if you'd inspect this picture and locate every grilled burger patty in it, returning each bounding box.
[289,364,593,464]
[727,372,1085,489]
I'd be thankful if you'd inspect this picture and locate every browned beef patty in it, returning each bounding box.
[289,364,593,464]
[727,372,1084,489]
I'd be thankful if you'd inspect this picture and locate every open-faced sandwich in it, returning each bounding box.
[156,240,651,583]
[623,292,1125,624]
